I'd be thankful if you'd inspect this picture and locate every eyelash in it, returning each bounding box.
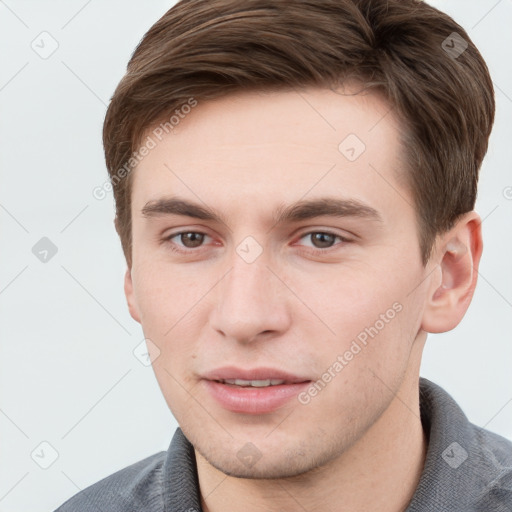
[163,230,351,256]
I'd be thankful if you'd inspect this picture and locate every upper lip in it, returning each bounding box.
[202,366,311,384]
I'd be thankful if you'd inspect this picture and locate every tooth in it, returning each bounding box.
[232,379,253,386]
[221,378,286,387]
[247,379,271,387]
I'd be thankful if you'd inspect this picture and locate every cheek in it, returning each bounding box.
[134,266,202,416]
[131,259,206,336]
[292,267,400,334]
[299,263,422,373]
[131,263,209,413]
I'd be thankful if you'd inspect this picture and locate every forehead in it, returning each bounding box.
[131,86,410,223]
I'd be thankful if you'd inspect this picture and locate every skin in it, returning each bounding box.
[123,86,482,512]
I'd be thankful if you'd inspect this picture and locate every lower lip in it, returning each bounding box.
[203,380,311,414]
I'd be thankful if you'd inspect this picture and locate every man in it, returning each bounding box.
[55,0,512,510]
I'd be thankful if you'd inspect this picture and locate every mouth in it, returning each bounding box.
[201,367,312,414]
[214,378,293,387]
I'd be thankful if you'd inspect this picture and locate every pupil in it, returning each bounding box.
[312,233,334,248]
[182,232,204,248]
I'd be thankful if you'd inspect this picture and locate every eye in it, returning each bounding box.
[165,231,212,252]
[296,231,350,251]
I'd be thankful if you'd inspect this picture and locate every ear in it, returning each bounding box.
[421,211,483,333]
[124,267,142,324]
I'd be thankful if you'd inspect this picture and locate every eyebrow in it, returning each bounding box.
[141,196,383,225]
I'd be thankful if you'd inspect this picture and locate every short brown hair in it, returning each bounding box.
[103,0,494,268]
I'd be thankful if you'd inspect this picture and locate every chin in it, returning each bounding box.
[192,425,342,481]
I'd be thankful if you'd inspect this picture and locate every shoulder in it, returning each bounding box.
[54,451,166,512]
[412,378,512,510]
[469,422,512,510]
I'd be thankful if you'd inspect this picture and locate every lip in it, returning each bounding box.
[202,366,310,383]
[201,366,312,414]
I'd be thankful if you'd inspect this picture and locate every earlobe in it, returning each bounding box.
[124,267,142,324]
[421,212,483,334]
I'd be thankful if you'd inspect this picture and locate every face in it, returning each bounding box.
[125,86,433,478]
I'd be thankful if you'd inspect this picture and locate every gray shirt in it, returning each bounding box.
[54,378,512,511]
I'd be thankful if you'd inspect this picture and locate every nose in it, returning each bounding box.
[210,251,292,344]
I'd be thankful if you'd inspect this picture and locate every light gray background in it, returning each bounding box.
[0,1,511,511]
